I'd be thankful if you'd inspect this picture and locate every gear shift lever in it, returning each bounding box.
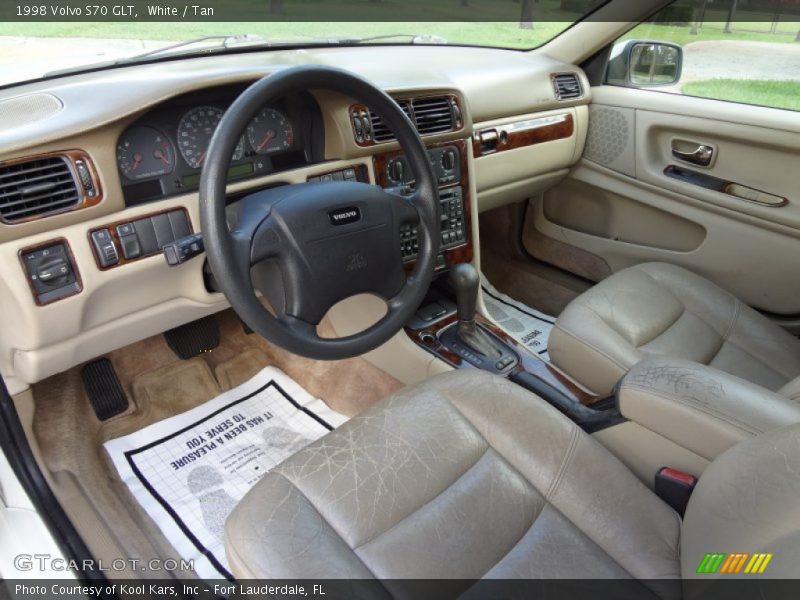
[449,263,502,359]
[450,263,480,324]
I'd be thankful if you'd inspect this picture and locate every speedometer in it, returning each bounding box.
[177,106,245,169]
[246,108,294,155]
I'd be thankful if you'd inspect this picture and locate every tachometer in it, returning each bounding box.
[177,106,245,169]
[117,126,175,181]
[246,108,294,155]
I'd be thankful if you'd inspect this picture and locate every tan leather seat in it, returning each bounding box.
[224,370,800,584]
[549,262,800,397]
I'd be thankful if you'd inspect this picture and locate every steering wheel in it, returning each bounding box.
[200,66,440,360]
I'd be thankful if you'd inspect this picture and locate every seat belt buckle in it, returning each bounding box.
[655,467,697,517]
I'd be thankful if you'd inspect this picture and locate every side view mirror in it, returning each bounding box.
[606,40,683,87]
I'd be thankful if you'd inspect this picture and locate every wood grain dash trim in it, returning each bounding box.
[473,113,574,158]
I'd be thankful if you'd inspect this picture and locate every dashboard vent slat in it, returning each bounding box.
[369,102,412,142]
[553,73,582,101]
[0,156,80,222]
[412,97,455,135]
[366,96,457,143]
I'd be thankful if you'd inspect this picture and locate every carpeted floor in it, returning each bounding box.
[29,309,403,579]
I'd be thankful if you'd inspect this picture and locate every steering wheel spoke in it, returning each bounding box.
[386,188,422,228]
[200,65,441,360]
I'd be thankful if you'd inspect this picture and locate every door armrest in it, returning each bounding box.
[618,357,800,460]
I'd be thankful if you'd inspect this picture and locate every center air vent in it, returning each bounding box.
[0,156,80,223]
[412,97,455,135]
[369,101,413,142]
[355,94,462,145]
[553,73,583,100]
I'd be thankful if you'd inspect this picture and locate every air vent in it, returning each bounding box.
[369,101,413,142]
[412,97,455,135]
[0,156,80,223]
[553,73,583,100]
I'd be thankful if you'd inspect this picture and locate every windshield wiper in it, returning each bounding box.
[120,34,268,62]
[311,33,448,45]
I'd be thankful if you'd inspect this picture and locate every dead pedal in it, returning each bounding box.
[164,315,220,359]
[82,358,129,421]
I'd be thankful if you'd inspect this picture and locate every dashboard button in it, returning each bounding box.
[168,210,191,239]
[119,234,141,259]
[116,223,135,237]
[151,213,174,248]
[133,218,159,255]
[91,229,119,267]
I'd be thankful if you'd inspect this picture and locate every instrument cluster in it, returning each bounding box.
[116,86,322,206]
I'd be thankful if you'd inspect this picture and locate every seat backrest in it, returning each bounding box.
[779,376,800,404]
[682,423,800,579]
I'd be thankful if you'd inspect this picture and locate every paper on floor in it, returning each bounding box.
[480,274,556,361]
[104,365,347,581]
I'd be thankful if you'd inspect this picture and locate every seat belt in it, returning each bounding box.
[655,467,697,517]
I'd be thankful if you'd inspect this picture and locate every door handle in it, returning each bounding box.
[672,144,714,167]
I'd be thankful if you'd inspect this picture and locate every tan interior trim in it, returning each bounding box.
[592,421,710,489]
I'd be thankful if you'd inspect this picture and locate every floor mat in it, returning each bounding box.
[481,273,556,360]
[104,365,347,580]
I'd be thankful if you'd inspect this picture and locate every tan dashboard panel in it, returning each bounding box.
[472,105,588,212]
[1,157,377,385]
[0,44,591,385]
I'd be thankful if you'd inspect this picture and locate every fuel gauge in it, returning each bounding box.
[117,126,176,181]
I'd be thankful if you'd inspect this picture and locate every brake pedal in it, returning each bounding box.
[82,358,129,421]
[164,315,220,359]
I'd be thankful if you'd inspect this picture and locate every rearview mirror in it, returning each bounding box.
[607,40,683,87]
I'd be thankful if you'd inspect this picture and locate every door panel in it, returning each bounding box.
[528,85,800,316]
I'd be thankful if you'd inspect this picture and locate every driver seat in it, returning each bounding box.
[224,370,799,587]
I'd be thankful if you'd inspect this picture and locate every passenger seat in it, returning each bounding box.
[549,262,800,398]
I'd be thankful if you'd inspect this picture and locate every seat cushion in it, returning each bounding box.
[225,370,681,593]
[682,423,800,579]
[549,262,800,397]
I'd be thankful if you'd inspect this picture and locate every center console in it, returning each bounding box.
[378,139,618,432]
[373,139,473,272]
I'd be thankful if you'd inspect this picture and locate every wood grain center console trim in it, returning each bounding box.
[407,311,600,407]
[350,93,464,147]
[373,138,473,273]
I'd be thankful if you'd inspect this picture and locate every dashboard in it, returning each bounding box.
[0,44,590,387]
[117,87,324,205]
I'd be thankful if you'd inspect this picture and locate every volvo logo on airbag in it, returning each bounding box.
[329,206,361,226]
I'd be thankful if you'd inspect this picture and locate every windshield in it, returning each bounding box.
[0,9,600,87]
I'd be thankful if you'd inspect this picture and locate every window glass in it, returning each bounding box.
[610,0,800,111]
